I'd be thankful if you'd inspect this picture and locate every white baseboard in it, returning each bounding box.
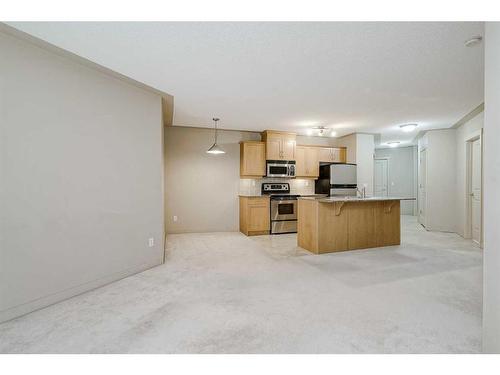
[0,260,162,324]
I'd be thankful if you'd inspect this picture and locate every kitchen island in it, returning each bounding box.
[298,196,412,254]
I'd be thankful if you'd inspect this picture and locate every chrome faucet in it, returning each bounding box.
[357,186,366,199]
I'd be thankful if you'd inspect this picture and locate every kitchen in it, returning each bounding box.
[238,129,411,253]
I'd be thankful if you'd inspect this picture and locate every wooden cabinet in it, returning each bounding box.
[296,146,319,178]
[318,147,346,163]
[240,141,266,178]
[239,196,270,236]
[261,131,296,161]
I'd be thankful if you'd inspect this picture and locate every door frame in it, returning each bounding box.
[418,147,427,228]
[465,130,483,247]
[373,157,390,197]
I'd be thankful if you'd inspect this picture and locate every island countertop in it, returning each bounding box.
[298,196,415,203]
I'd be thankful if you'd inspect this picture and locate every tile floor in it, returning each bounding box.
[0,216,482,353]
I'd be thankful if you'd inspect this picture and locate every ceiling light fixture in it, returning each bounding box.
[465,36,483,47]
[387,141,400,148]
[399,123,418,132]
[206,117,225,154]
[330,130,337,137]
[311,126,327,136]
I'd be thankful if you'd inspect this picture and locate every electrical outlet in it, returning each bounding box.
[148,238,155,247]
[252,180,256,187]
[173,215,178,222]
[305,181,309,187]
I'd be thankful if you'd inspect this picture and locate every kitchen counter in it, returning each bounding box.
[298,197,411,254]
[299,196,414,203]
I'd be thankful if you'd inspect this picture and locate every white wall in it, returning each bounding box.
[455,112,484,237]
[338,134,357,163]
[375,146,417,215]
[0,31,165,322]
[355,134,375,196]
[483,22,500,354]
[418,130,457,232]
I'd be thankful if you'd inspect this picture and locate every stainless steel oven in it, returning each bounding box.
[271,198,297,221]
[270,197,298,234]
[266,161,295,178]
[262,183,299,234]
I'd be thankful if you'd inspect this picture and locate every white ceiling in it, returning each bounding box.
[8,22,484,146]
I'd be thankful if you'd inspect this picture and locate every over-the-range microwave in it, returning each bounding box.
[266,160,296,178]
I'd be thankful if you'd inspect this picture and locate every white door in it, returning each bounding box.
[471,138,482,244]
[374,159,388,197]
[419,149,427,226]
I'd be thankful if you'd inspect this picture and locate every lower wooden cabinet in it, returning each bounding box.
[239,196,270,236]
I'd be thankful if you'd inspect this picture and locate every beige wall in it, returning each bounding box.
[164,127,339,233]
[165,126,260,233]
[0,30,165,322]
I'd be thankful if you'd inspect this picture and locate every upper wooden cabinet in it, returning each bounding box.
[240,141,266,178]
[296,146,319,178]
[318,147,346,163]
[261,131,296,161]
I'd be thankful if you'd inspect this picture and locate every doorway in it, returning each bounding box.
[467,136,482,246]
[374,158,389,197]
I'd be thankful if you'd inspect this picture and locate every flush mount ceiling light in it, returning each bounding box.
[206,117,225,154]
[310,126,336,137]
[387,141,400,148]
[399,123,418,132]
[465,36,483,47]
[313,126,326,136]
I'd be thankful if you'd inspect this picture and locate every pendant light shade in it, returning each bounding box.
[207,117,225,154]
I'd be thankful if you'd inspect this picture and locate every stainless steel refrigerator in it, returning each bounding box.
[315,163,357,196]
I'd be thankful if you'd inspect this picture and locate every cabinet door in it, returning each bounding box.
[338,148,347,163]
[296,146,319,177]
[318,147,334,162]
[241,142,265,177]
[281,134,296,160]
[247,203,270,231]
[266,134,282,160]
[295,146,307,176]
[331,148,341,162]
[306,147,319,177]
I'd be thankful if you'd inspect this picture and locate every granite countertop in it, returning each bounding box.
[238,194,329,198]
[298,196,416,203]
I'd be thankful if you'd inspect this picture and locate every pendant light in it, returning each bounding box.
[206,118,225,154]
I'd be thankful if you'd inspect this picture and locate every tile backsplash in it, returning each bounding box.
[239,178,315,196]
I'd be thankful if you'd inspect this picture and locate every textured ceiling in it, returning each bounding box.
[8,22,484,146]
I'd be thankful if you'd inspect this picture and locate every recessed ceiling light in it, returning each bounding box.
[387,141,400,148]
[465,36,483,47]
[330,130,337,137]
[306,129,313,136]
[399,123,418,132]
